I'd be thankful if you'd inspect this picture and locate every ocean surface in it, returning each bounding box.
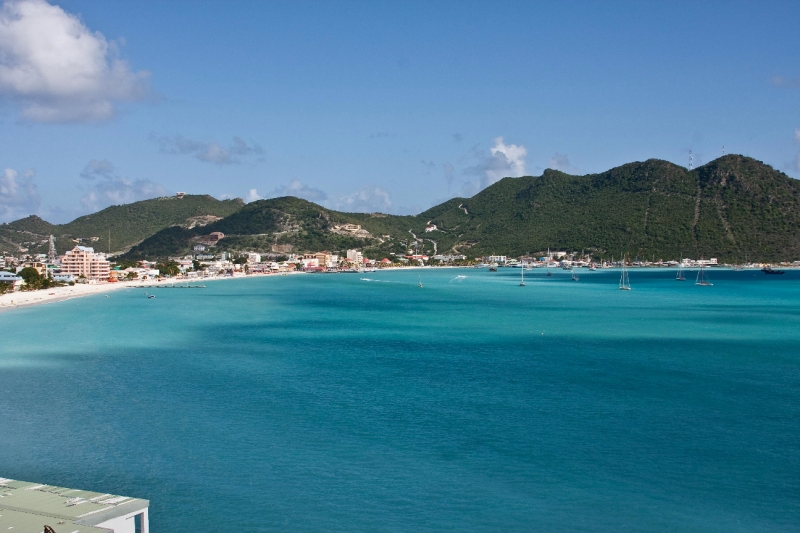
[1,267,799,532]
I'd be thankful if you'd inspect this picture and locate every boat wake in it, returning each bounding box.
[450,275,467,283]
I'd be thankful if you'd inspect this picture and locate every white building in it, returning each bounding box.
[346,249,363,264]
[0,476,149,533]
[247,252,262,263]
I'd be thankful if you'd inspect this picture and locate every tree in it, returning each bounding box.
[157,260,180,277]
[18,267,42,287]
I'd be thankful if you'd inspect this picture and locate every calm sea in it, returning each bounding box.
[1,268,799,532]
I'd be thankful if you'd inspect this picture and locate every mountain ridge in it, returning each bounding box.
[120,154,800,262]
[0,194,244,256]
[5,155,799,262]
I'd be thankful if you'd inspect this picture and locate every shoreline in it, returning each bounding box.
[0,273,298,314]
[0,265,789,314]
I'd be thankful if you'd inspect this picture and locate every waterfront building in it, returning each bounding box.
[0,477,149,533]
[0,271,23,290]
[433,254,466,262]
[346,249,363,264]
[60,246,111,280]
[15,261,49,277]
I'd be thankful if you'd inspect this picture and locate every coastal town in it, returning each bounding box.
[1,233,796,300]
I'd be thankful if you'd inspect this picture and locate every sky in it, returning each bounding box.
[0,0,799,223]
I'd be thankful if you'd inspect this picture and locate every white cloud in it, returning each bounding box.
[327,186,392,213]
[151,134,264,165]
[245,188,262,203]
[488,137,527,181]
[462,136,528,193]
[266,179,327,203]
[78,159,166,212]
[0,0,150,122]
[546,152,580,174]
[0,167,40,221]
[80,158,115,180]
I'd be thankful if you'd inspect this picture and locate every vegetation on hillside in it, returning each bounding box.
[0,195,244,256]
[20,155,800,262]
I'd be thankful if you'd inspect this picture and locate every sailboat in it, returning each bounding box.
[619,256,631,290]
[546,248,552,276]
[418,276,423,288]
[676,259,686,281]
[695,265,712,286]
[520,263,525,286]
[571,268,579,282]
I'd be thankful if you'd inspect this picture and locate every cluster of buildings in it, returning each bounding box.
[0,242,113,290]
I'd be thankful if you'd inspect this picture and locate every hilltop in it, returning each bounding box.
[5,155,799,262]
[117,155,800,262]
[0,194,244,256]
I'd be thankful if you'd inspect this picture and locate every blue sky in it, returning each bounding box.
[0,0,799,222]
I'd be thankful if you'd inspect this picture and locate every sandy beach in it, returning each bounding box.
[0,278,171,312]
[0,267,454,313]
[0,275,256,313]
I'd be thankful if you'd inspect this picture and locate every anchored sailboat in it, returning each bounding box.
[676,259,686,281]
[520,263,525,286]
[619,256,631,290]
[695,265,712,286]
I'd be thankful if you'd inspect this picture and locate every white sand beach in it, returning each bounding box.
[0,278,170,312]
[0,275,259,312]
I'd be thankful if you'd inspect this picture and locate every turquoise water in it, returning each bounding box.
[1,268,799,532]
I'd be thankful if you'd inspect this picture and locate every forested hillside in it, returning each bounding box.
[118,155,800,262]
[0,195,244,255]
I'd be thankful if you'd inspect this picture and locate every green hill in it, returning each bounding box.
[118,155,800,262]
[0,194,244,256]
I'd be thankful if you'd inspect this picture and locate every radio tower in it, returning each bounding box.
[689,150,694,170]
[47,235,57,263]
[722,145,725,156]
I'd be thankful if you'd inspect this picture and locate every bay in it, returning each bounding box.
[1,268,799,532]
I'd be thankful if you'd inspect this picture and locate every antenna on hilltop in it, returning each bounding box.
[722,145,725,156]
[689,150,694,170]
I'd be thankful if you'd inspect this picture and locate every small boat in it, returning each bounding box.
[520,265,525,286]
[619,258,631,290]
[589,263,597,271]
[148,294,156,299]
[676,260,686,281]
[488,263,498,272]
[571,269,579,282]
[695,265,713,286]
[761,266,785,275]
[418,276,423,288]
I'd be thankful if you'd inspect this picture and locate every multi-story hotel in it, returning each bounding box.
[60,245,111,280]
